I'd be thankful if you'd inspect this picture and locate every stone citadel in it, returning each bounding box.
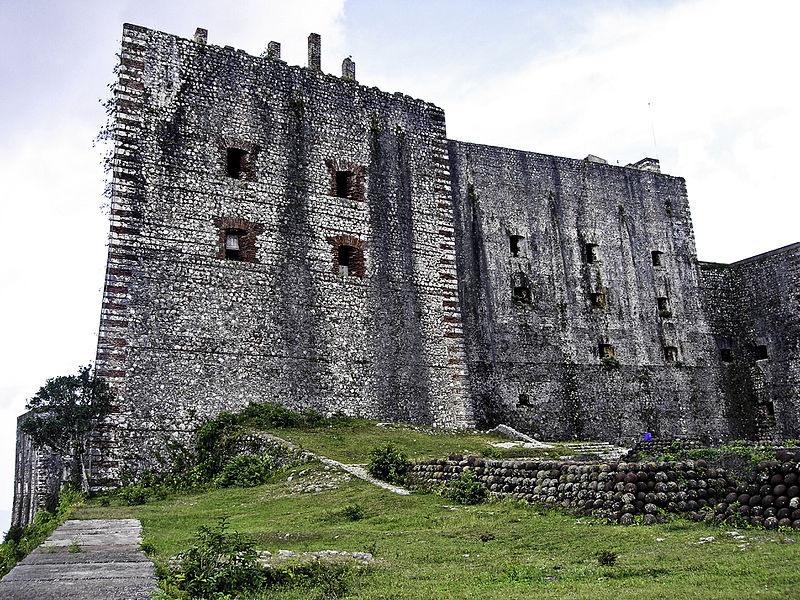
[13,23,800,524]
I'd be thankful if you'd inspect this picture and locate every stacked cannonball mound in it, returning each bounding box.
[407,450,800,529]
[723,449,800,529]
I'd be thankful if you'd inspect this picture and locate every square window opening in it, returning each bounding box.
[336,171,354,198]
[599,343,615,359]
[651,250,663,266]
[226,148,248,179]
[755,344,769,360]
[765,400,775,417]
[338,244,356,276]
[518,393,531,407]
[591,292,607,308]
[512,286,531,304]
[657,297,670,312]
[585,243,599,263]
[510,235,523,257]
[721,348,733,362]
[664,346,679,362]
[224,230,242,261]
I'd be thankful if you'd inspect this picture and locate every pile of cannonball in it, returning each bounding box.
[407,450,800,529]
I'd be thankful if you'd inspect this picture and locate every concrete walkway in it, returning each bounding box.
[0,519,158,599]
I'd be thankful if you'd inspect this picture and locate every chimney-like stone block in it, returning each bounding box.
[308,33,321,71]
[342,57,356,81]
[194,28,208,45]
[267,41,281,60]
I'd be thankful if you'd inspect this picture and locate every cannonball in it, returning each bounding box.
[751,506,764,517]
[725,492,738,504]
[761,495,775,508]
[788,487,800,500]
[793,508,800,521]
[776,496,789,509]
[696,459,708,468]
[764,507,777,518]
[643,514,657,525]
[749,495,762,507]
[792,520,800,530]
[619,513,634,525]
[777,508,791,520]
[750,516,764,528]
[771,474,784,486]
[784,473,798,486]
[644,503,658,514]
[635,500,645,511]
[764,516,779,529]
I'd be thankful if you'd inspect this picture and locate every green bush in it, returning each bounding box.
[446,471,488,505]
[170,517,359,599]
[213,454,276,488]
[342,503,366,521]
[367,443,409,485]
[119,485,149,506]
[176,517,264,599]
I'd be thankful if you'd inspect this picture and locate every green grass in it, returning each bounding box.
[261,420,569,463]
[72,420,800,599]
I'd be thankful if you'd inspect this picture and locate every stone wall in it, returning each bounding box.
[93,24,473,482]
[700,243,800,439]
[11,414,62,527]
[448,141,727,443]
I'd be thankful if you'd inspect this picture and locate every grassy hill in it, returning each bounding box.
[72,418,800,599]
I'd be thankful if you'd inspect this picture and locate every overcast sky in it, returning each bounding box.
[0,0,797,534]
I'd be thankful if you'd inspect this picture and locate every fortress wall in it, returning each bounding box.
[700,243,800,439]
[93,24,473,479]
[11,414,62,526]
[448,141,728,443]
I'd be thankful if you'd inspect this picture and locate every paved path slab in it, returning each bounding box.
[0,519,158,599]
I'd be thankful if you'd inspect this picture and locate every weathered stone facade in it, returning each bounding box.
[11,23,799,524]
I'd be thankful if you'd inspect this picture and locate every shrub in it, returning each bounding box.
[597,549,618,567]
[447,471,488,505]
[480,446,504,459]
[119,485,149,506]
[367,443,409,485]
[170,517,360,599]
[213,454,276,488]
[342,503,366,521]
[601,356,620,371]
[176,517,264,599]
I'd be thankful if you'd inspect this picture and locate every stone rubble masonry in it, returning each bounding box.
[699,242,800,440]
[11,23,799,524]
[84,23,474,494]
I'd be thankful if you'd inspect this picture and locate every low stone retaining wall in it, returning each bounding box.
[407,449,800,529]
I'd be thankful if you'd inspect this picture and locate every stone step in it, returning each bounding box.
[0,519,158,600]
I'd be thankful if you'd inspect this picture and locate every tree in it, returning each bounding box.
[21,366,114,491]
